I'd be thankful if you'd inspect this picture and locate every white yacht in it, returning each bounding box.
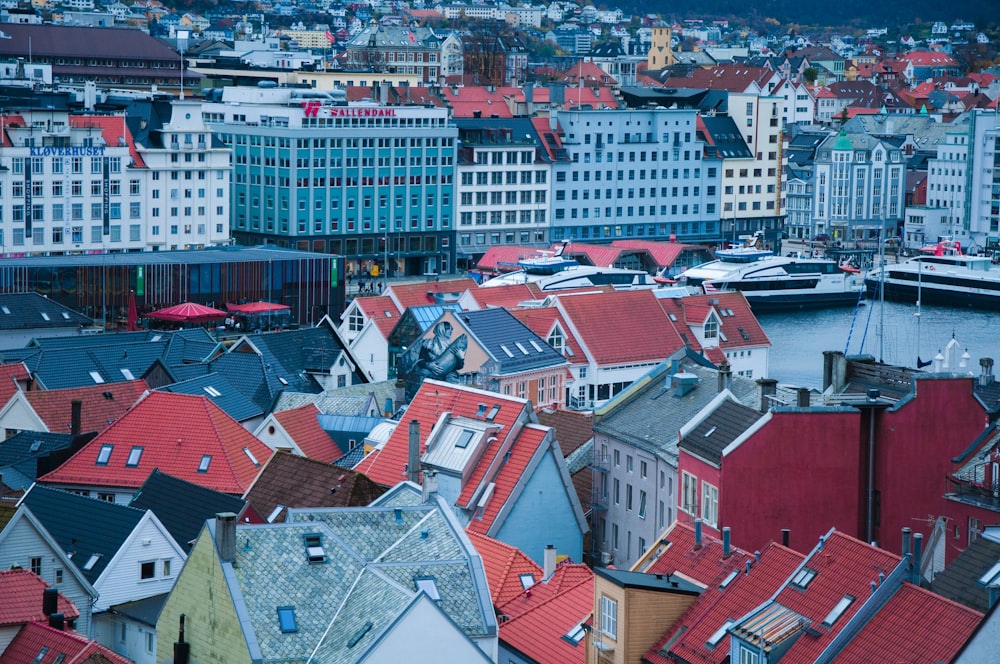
[865,249,1000,309]
[677,245,864,311]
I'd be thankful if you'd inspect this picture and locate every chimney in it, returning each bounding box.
[48,612,64,630]
[722,527,731,557]
[796,387,810,408]
[43,588,58,616]
[717,363,732,393]
[823,350,846,392]
[981,358,995,387]
[173,614,190,664]
[543,544,557,581]
[781,529,790,547]
[694,518,703,549]
[215,512,237,563]
[395,379,406,407]
[912,532,923,584]
[407,419,420,484]
[901,527,912,559]
[757,378,778,412]
[384,398,393,417]
[672,372,698,397]
[71,399,82,436]
[421,469,438,502]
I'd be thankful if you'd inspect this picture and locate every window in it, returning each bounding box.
[740,645,759,664]
[704,317,719,339]
[626,484,633,510]
[277,606,298,633]
[627,455,633,473]
[614,478,620,505]
[519,573,535,589]
[707,620,735,648]
[682,471,697,514]
[702,481,719,527]
[140,561,155,579]
[55,568,63,584]
[30,557,41,576]
[126,446,143,467]
[96,444,113,465]
[600,595,618,639]
[198,455,211,472]
[163,559,171,576]
[791,567,817,588]
[564,622,586,646]
[145,631,154,654]
[640,460,647,478]
[822,595,855,626]
[639,490,647,519]
[243,447,260,466]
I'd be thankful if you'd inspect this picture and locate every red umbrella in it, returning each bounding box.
[147,302,228,323]
[226,301,291,314]
[126,291,138,331]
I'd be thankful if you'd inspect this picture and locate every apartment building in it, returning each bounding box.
[202,85,458,277]
[344,25,463,84]
[967,109,1000,253]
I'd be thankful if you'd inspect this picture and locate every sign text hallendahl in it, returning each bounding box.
[326,107,397,118]
[28,147,106,157]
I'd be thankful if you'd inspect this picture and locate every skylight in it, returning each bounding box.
[89,371,105,384]
[529,340,544,353]
[486,405,500,420]
[83,553,101,571]
[500,344,515,358]
[668,312,677,322]
[277,376,289,386]
[151,334,162,342]
[455,429,475,449]
[120,368,135,380]
[414,577,440,600]
[266,505,285,523]
[203,386,222,397]
[564,623,586,646]
[126,446,143,467]
[515,342,530,355]
[822,595,855,626]
[719,570,739,588]
[519,573,535,589]
[243,447,260,466]
[979,562,1000,586]
[29,440,41,453]
[347,621,373,648]
[706,620,735,647]
[40,312,50,321]
[96,444,113,465]
[277,606,298,633]
[31,646,48,664]
[791,567,817,588]
[0,306,9,315]
[61,312,70,320]
[198,455,212,472]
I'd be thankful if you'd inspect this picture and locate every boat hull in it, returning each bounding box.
[742,290,863,313]
[864,276,1000,309]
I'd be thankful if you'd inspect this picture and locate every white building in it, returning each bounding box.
[904,116,971,250]
[967,110,1000,252]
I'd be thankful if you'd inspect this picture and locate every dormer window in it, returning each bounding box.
[704,317,719,339]
[304,533,326,563]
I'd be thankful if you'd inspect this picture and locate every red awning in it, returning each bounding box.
[226,301,291,314]
[147,302,228,323]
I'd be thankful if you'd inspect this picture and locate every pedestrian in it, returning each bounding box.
[358,278,365,294]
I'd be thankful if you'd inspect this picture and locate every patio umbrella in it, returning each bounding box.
[126,291,138,331]
[226,301,291,314]
[147,302,228,323]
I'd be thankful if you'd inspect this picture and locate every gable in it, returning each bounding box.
[92,511,185,610]
[0,393,46,435]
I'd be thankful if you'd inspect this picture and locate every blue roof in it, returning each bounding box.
[157,372,264,422]
[459,308,567,374]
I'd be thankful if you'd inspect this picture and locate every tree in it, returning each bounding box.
[803,66,819,85]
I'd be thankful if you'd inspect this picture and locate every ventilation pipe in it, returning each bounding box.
[981,358,995,387]
[912,533,923,585]
[173,614,190,664]
[694,518,703,550]
[717,363,732,393]
[407,419,420,484]
[722,527,731,558]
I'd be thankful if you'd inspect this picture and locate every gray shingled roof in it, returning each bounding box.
[0,293,90,330]
[458,308,567,375]
[931,536,1000,612]
[156,373,264,422]
[680,398,765,467]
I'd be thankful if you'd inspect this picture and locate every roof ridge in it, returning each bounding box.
[200,394,252,491]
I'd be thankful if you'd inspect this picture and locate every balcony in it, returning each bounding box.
[947,477,1000,512]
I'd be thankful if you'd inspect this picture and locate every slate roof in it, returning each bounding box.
[930,535,1000,612]
[699,115,754,159]
[242,451,384,523]
[497,563,594,663]
[207,350,276,413]
[23,380,148,435]
[223,495,495,663]
[594,353,758,463]
[0,621,132,664]
[555,290,688,366]
[128,469,247,552]
[21,484,145,583]
[646,542,804,664]
[240,324,364,389]
[0,569,79,626]
[39,392,274,495]
[680,397,765,467]
[0,23,183,63]
[0,293,90,331]
[156,372,264,422]
[466,531,542,607]
[269,404,341,462]
[0,431,76,470]
[24,342,167,390]
[834,583,981,664]
[332,445,367,469]
[457,308,567,375]
[273,391,377,416]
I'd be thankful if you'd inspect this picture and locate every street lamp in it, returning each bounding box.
[177,30,190,100]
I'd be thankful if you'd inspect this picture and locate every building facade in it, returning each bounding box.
[967,110,1000,253]
[344,25,463,84]
[203,85,458,277]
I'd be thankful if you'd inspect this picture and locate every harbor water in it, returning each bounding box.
[757,300,999,389]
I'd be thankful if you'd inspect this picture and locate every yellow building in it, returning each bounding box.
[647,25,675,70]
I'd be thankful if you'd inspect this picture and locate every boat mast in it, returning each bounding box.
[915,256,922,366]
[878,224,886,363]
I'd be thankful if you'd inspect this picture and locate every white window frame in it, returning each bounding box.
[600,594,618,640]
[702,481,719,528]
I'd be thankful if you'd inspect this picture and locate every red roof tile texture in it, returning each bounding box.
[68,115,146,168]
[25,380,148,435]
[385,278,478,311]
[610,240,700,268]
[510,307,584,366]
[353,295,401,339]
[641,521,753,586]
[467,532,543,607]
[39,391,273,495]
[0,362,28,406]
[0,621,131,664]
[467,283,541,310]
[0,570,79,626]
[833,583,982,664]
[271,404,340,463]
[557,290,687,365]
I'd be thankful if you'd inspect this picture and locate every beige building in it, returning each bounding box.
[647,25,675,70]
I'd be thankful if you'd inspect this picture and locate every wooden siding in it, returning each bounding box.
[93,514,184,611]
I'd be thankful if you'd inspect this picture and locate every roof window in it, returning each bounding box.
[31,646,48,664]
[519,573,535,589]
[40,312,50,321]
[529,340,544,353]
[822,595,854,627]
[304,533,326,563]
[277,606,298,633]
[96,444,114,465]
[719,569,739,588]
[414,576,440,600]
[0,306,9,315]
[198,455,212,472]
[486,405,500,420]
[126,446,143,467]
[455,429,475,449]
[29,440,41,453]
[243,447,260,466]
[61,312,70,320]
[706,620,735,647]
[120,368,135,380]
[791,566,817,588]
[82,553,101,571]
[266,505,285,523]
[564,623,586,646]
[203,386,222,397]
[515,342,530,355]
[500,344,514,358]
[89,371,105,384]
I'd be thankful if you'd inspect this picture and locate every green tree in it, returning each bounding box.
[803,66,819,85]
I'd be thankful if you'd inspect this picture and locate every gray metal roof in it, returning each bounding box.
[680,398,765,467]
[458,308,567,375]
[0,293,90,330]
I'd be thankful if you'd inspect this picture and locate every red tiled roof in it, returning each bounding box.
[510,307,585,365]
[465,424,548,534]
[0,570,79,626]
[833,583,982,663]
[0,362,28,406]
[897,50,958,67]
[559,243,622,268]
[384,278,478,311]
[610,240,700,268]
[559,60,617,86]
[0,115,27,147]
[467,532,543,607]
[556,290,687,365]
[497,563,594,664]
[352,295,401,338]
[531,117,566,162]
[440,85,515,118]
[476,245,554,273]
[25,380,148,435]
[467,283,540,310]
[39,392,273,495]
[641,521,753,586]
[648,542,804,664]
[688,291,770,350]
[68,115,146,168]
[0,621,131,664]
[271,404,340,463]
[777,531,902,663]
[535,408,592,457]
[354,379,528,487]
